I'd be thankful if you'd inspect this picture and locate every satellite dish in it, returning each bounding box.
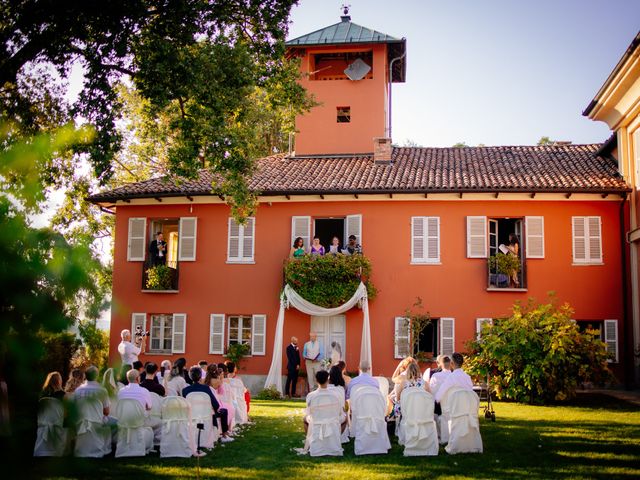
[344,58,371,81]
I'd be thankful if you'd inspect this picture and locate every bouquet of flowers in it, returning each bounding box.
[320,358,332,371]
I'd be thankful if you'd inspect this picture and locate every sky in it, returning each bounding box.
[287,0,640,147]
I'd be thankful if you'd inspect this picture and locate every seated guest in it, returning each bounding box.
[392,362,430,418]
[434,352,474,404]
[163,362,188,396]
[337,361,351,387]
[73,366,111,417]
[118,369,152,411]
[118,364,132,388]
[342,235,362,255]
[187,367,234,443]
[226,361,249,418]
[310,236,325,256]
[133,360,145,381]
[175,357,192,385]
[289,237,306,258]
[64,368,85,399]
[304,370,347,435]
[345,360,379,400]
[40,371,65,400]
[327,366,347,417]
[199,360,208,379]
[391,357,415,385]
[328,236,341,255]
[429,355,452,415]
[101,367,119,399]
[159,360,172,380]
[140,363,165,396]
[212,365,235,432]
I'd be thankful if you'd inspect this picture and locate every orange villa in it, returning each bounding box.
[90,14,632,391]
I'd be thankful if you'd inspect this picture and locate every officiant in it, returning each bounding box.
[303,333,323,390]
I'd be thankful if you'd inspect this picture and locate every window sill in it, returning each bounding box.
[145,351,173,356]
[410,261,442,265]
[571,263,604,266]
[486,288,528,292]
[141,289,179,294]
[226,261,256,265]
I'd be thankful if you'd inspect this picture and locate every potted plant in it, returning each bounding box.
[225,343,251,370]
[145,264,173,290]
[488,253,520,288]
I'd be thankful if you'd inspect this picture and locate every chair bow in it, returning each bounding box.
[404,420,430,442]
[77,419,95,435]
[357,415,379,434]
[312,418,337,440]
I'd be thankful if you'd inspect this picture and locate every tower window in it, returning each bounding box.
[337,106,351,123]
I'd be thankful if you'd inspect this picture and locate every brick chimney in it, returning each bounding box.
[373,137,392,164]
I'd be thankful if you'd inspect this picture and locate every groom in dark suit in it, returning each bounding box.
[285,336,301,398]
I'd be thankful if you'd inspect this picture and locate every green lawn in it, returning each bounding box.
[29,393,640,479]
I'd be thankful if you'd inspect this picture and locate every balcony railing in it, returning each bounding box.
[142,260,179,292]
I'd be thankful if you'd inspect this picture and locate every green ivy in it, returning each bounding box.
[488,253,521,274]
[283,254,377,308]
[145,264,173,290]
[225,342,251,369]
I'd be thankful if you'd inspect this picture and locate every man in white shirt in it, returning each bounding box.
[304,370,347,434]
[73,365,111,416]
[345,360,379,400]
[118,369,152,411]
[118,329,143,365]
[302,332,323,390]
[429,354,452,399]
[434,352,474,404]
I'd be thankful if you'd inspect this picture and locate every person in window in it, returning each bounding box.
[328,236,341,255]
[343,235,362,255]
[506,233,520,287]
[289,237,306,258]
[149,232,167,265]
[310,236,325,255]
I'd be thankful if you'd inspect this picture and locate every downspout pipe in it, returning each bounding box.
[620,195,633,389]
[388,51,406,140]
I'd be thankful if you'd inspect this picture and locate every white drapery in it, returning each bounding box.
[264,282,371,393]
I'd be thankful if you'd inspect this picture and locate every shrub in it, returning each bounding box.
[465,296,613,404]
[283,254,377,308]
[145,264,172,290]
[38,331,81,383]
[256,385,283,400]
[225,342,251,369]
[488,253,520,275]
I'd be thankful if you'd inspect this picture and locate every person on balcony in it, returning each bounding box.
[343,235,362,255]
[149,232,167,266]
[328,236,341,255]
[303,333,324,389]
[290,237,306,258]
[506,233,520,287]
[310,236,325,255]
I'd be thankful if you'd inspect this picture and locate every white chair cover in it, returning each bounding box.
[186,391,217,450]
[33,398,68,457]
[350,386,390,455]
[373,376,390,397]
[114,398,153,457]
[147,392,164,446]
[160,396,193,458]
[436,410,450,444]
[73,397,112,458]
[442,387,483,454]
[229,378,248,424]
[398,387,439,456]
[306,391,343,457]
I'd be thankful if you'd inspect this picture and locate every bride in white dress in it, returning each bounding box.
[330,341,342,366]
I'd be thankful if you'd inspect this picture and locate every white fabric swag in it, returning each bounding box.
[264,282,372,393]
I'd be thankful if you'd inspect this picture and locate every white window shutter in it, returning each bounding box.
[172,313,186,354]
[131,312,147,335]
[476,318,492,340]
[251,314,266,356]
[242,217,255,261]
[426,217,440,262]
[604,319,618,363]
[525,216,545,258]
[394,317,411,359]
[467,216,487,258]
[572,217,587,263]
[440,317,455,356]
[588,217,602,263]
[127,218,147,261]
[178,217,197,261]
[209,314,225,354]
[346,214,363,246]
[291,216,311,250]
[227,218,241,261]
[411,217,425,263]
